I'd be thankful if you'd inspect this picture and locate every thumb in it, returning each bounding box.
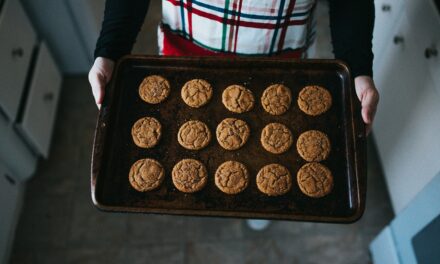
[354,76,379,132]
[88,71,106,105]
[360,89,379,125]
[88,57,115,108]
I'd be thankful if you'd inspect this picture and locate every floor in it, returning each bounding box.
[9,1,394,264]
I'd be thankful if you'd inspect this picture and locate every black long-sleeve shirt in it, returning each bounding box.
[94,0,374,77]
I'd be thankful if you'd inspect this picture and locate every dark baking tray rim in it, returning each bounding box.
[91,55,367,223]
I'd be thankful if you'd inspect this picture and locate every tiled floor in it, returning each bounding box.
[9,1,394,263]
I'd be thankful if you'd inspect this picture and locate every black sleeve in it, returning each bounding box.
[328,0,375,77]
[94,0,151,61]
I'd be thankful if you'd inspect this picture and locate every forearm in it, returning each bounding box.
[328,0,375,77]
[94,0,150,61]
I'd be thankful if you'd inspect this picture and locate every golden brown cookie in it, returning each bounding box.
[215,161,249,194]
[297,162,333,198]
[256,164,292,196]
[260,123,293,154]
[129,158,165,192]
[296,130,331,162]
[181,79,213,108]
[131,117,161,148]
[298,85,332,116]
[261,84,292,115]
[172,159,208,193]
[177,120,211,150]
[139,75,170,104]
[216,118,250,150]
[222,85,255,113]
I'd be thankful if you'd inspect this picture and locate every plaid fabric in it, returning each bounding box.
[158,0,317,55]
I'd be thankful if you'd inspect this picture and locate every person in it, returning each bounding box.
[89,0,379,230]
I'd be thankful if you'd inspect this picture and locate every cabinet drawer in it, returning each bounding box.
[0,114,38,181]
[0,161,24,264]
[373,0,405,65]
[405,0,440,93]
[18,43,62,158]
[0,0,37,121]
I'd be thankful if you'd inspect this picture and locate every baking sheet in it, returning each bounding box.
[91,56,366,223]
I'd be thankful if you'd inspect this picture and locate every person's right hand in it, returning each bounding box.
[88,57,115,109]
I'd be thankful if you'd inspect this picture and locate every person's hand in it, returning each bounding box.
[88,57,115,109]
[354,76,379,135]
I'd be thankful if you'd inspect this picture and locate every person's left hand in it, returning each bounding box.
[354,76,380,135]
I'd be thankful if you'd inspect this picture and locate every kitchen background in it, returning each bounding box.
[0,0,439,263]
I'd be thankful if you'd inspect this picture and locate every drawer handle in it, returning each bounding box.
[11,47,24,58]
[393,36,404,45]
[43,92,54,102]
[382,4,391,12]
[4,174,16,185]
[425,47,438,59]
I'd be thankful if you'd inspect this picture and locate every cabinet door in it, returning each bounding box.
[18,43,62,158]
[373,0,405,64]
[405,0,440,94]
[0,0,37,121]
[373,12,440,213]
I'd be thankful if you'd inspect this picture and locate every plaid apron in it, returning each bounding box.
[158,0,317,57]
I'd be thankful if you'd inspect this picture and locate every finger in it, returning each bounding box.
[361,106,375,124]
[89,73,105,106]
[88,72,100,102]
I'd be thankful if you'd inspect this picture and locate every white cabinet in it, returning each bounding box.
[371,1,440,259]
[0,0,62,179]
[0,0,62,263]
[0,0,37,120]
[373,0,440,213]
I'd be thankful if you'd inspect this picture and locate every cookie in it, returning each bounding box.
[297,130,331,162]
[297,162,333,198]
[260,123,293,154]
[216,118,250,150]
[181,79,213,108]
[131,117,161,148]
[177,120,211,150]
[215,161,249,194]
[129,158,165,192]
[261,84,292,115]
[256,164,292,196]
[222,85,255,113]
[172,159,208,193]
[298,85,332,116]
[139,75,170,104]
